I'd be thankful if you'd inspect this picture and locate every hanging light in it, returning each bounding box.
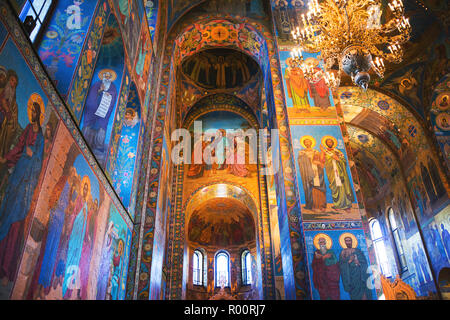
[289,0,411,90]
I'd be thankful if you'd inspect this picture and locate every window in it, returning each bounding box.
[193,250,203,286]
[369,218,392,277]
[241,250,252,285]
[19,0,54,43]
[388,208,408,273]
[215,251,230,287]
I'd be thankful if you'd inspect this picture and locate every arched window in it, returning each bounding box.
[193,249,203,286]
[241,250,252,285]
[369,218,391,277]
[388,208,408,273]
[215,251,230,287]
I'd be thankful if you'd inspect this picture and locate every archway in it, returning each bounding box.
[185,192,260,299]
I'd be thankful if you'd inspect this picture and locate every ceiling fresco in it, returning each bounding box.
[270,0,449,119]
[187,197,256,247]
[338,87,433,172]
[168,0,270,32]
[347,125,399,204]
[181,48,260,90]
[430,73,450,170]
[371,0,449,118]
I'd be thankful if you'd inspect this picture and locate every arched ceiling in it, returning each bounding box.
[338,87,433,173]
[167,0,271,33]
[347,125,400,205]
[181,48,260,90]
[187,197,256,247]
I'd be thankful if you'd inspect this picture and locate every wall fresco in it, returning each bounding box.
[79,13,124,168]
[12,125,132,300]
[305,228,376,300]
[111,82,141,212]
[0,30,58,299]
[37,0,98,98]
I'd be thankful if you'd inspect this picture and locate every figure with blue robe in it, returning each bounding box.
[62,176,90,299]
[108,238,124,300]
[0,101,44,286]
[35,171,74,297]
[82,70,117,166]
[441,224,450,261]
[96,221,115,299]
[339,235,372,300]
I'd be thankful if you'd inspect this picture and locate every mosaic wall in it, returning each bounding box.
[0,2,133,300]
[348,125,438,297]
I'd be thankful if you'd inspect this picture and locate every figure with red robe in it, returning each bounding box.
[311,237,341,300]
[308,66,331,111]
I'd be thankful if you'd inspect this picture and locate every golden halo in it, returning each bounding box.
[436,92,449,111]
[125,107,137,117]
[305,57,320,67]
[98,69,117,82]
[321,135,338,149]
[81,175,91,198]
[27,93,45,126]
[339,232,358,249]
[313,233,333,250]
[436,113,450,131]
[300,135,316,148]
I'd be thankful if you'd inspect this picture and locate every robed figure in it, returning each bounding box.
[339,235,372,300]
[62,177,91,299]
[312,236,340,300]
[33,168,76,298]
[297,137,326,210]
[96,221,115,299]
[82,70,118,165]
[285,58,310,112]
[0,70,19,160]
[320,137,354,210]
[308,66,331,111]
[0,101,44,285]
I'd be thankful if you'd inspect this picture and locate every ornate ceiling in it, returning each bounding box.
[187,197,256,247]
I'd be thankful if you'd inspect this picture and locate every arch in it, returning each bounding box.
[215,250,230,287]
[185,183,259,224]
[387,208,408,273]
[339,86,449,194]
[172,17,269,74]
[183,93,260,130]
[241,249,252,286]
[136,7,307,301]
[369,218,392,277]
[193,248,205,286]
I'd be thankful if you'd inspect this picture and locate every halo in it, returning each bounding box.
[98,69,117,82]
[285,57,293,66]
[305,57,319,67]
[300,135,316,148]
[313,233,333,250]
[27,93,45,126]
[436,113,450,131]
[125,107,137,117]
[81,175,91,198]
[339,232,358,249]
[117,238,125,255]
[436,92,449,111]
[321,135,338,148]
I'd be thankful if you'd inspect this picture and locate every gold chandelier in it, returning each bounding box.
[290,0,411,90]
